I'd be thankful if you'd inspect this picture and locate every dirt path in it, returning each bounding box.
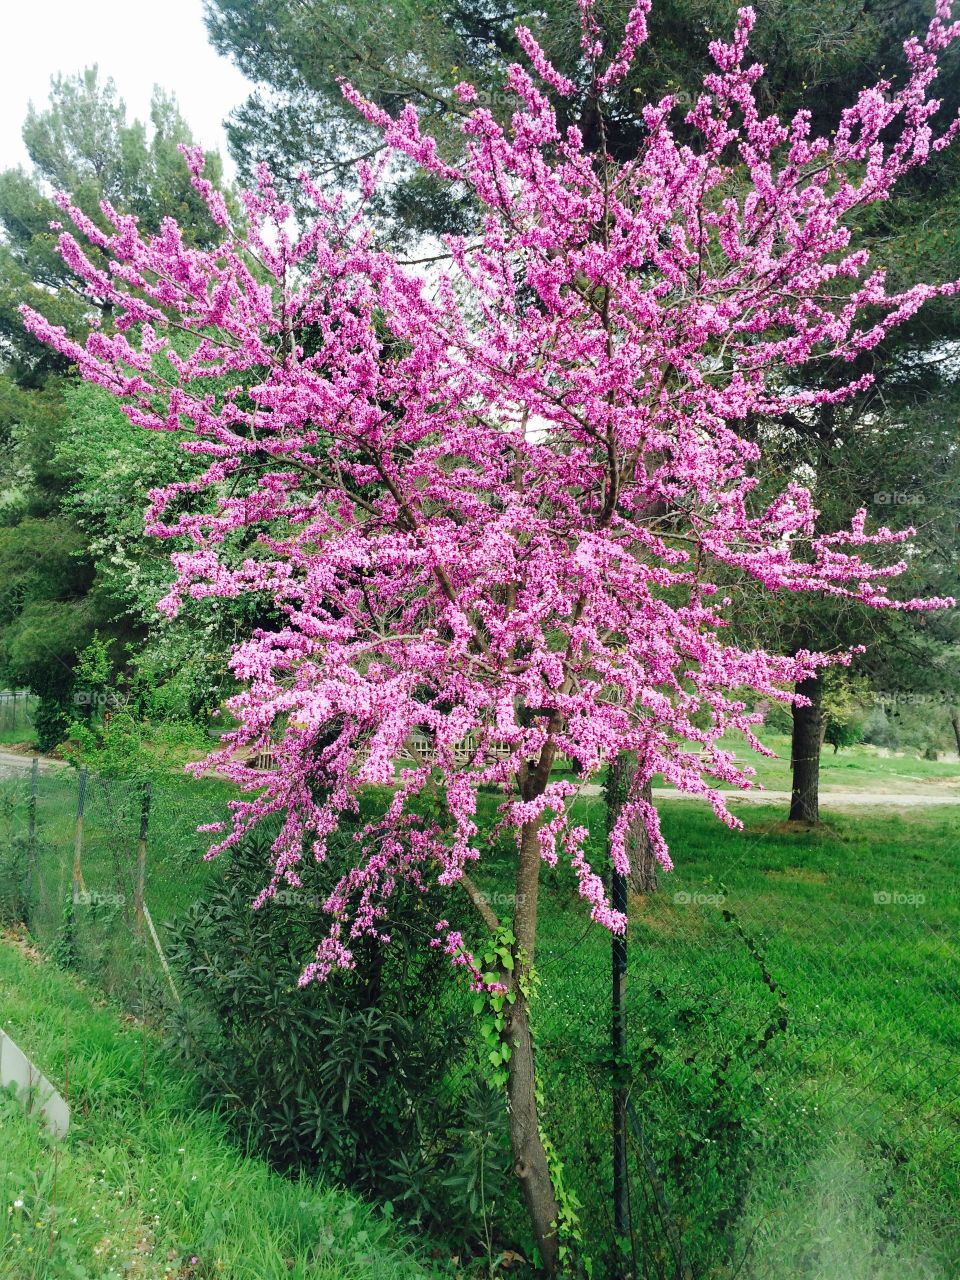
[640,786,960,807]
[0,749,64,779]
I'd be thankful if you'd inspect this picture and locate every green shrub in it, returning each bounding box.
[164,834,515,1255]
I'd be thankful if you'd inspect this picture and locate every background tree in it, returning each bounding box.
[203,0,960,236]
[0,68,228,375]
[0,71,230,745]
[731,352,960,821]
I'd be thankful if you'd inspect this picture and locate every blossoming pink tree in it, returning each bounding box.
[24,0,960,1267]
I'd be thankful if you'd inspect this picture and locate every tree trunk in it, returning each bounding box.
[789,673,826,824]
[951,710,960,760]
[506,817,562,1274]
[606,750,658,894]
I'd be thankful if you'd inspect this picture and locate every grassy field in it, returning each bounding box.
[701,731,960,795]
[0,934,442,1280]
[524,800,960,1277]
[551,730,960,796]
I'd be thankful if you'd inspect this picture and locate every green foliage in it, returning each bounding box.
[0,69,228,375]
[472,928,518,1092]
[822,669,871,754]
[55,379,195,610]
[164,834,515,1252]
[55,379,250,726]
[205,0,959,239]
[63,704,211,782]
[0,73,233,748]
[823,717,865,753]
[0,376,71,506]
[862,696,960,757]
[0,509,106,747]
[50,892,80,971]
[732,373,960,784]
[0,539,106,748]
[22,73,225,239]
[0,784,28,926]
[70,634,112,721]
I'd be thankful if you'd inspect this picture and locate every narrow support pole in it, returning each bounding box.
[612,864,629,1252]
[134,782,151,932]
[143,903,180,1004]
[22,757,39,915]
[71,769,88,903]
[130,783,178,1004]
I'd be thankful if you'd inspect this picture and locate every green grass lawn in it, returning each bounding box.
[521,801,960,1277]
[547,728,960,797]
[0,936,442,1280]
[702,731,960,794]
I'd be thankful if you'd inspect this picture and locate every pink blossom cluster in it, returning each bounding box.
[22,1,959,982]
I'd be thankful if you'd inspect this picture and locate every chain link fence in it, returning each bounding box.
[0,758,228,1016]
[0,690,35,739]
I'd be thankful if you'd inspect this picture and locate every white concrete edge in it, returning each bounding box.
[0,1027,70,1139]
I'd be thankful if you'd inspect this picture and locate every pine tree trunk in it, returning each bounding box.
[606,750,657,894]
[789,673,826,824]
[506,817,561,1274]
[951,710,960,760]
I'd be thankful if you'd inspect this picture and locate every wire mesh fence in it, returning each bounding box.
[0,758,228,1016]
[532,799,960,1277]
[0,690,35,738]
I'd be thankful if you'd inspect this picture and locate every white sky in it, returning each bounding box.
[2,0,254,176]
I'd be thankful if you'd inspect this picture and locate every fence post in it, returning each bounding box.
[71,769,88,903]
[130,781,180,1005]
[606,754,631,1261]
[612,865,629,1253]
[134,782,151,933]
[22,757,39,914]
